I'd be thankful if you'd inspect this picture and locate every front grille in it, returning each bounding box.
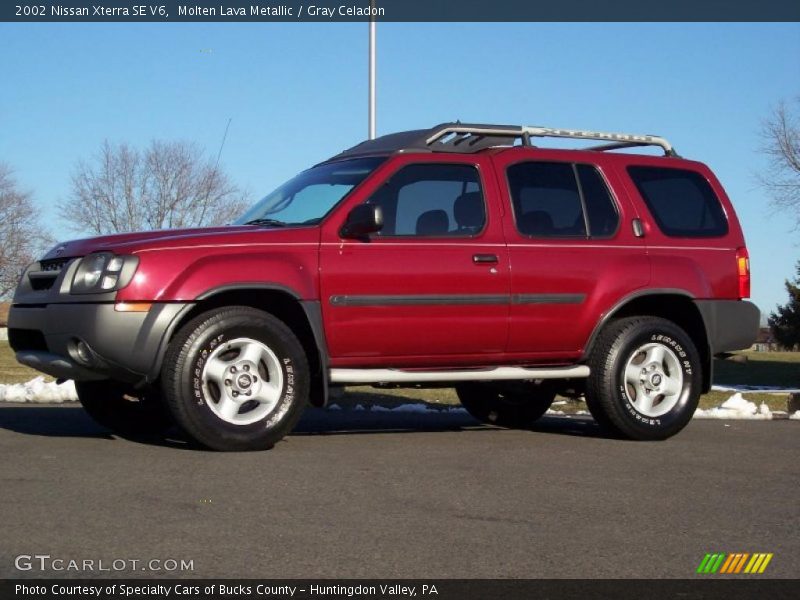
[8,328,48,353]
[39,257,70,272]
[28,257,73,291]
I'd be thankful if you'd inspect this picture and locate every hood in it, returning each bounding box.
[40,225,268,260]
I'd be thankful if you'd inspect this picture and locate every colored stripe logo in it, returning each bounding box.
[696,553,773,574]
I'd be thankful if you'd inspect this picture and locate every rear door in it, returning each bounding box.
[319,154,510,367]
[491,149,649,361]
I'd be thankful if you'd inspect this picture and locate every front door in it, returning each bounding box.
[320,154,510,368]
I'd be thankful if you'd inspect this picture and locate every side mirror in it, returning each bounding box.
[341,204,383,239]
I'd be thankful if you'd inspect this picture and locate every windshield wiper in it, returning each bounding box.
[244,218,288,227]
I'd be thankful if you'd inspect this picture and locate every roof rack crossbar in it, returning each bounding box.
[425,126,526,146]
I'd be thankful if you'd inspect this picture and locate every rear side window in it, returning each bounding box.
[577,165,618,238]
[508,162,585,237]
[628,166,728,237]
[507,162,619,238]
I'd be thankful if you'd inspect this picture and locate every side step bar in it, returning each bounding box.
[329,365,590,384]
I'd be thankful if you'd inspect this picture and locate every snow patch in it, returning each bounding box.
[694,392,773,420]
[0,377,77,404]
[790,411,800,421]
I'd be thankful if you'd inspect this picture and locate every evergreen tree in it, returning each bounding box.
[768,261,800,349]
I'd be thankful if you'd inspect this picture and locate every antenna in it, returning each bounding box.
[215,117,232,170]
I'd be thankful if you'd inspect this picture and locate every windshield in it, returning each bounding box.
[235,157,387,226]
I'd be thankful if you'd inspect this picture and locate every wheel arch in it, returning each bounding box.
[583,290,713,392]
[154,284,328,406]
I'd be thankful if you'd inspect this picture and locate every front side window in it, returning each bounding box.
[367,163,486,237]
[235,157,386,227]
[627,166,728,237]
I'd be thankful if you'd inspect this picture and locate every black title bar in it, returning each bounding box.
[3,0,800,22]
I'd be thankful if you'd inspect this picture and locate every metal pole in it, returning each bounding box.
[368,1,376,139]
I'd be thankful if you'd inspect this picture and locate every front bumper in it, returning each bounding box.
[8,302,192,384]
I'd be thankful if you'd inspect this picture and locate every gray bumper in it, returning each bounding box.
[8,302,192,384]
[695,299,761,354]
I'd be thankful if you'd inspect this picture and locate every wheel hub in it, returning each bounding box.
[233,371,256,391]
[624,342,684,418]
[201,338,284,425]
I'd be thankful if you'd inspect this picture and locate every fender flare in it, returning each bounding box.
[146,283,330,406]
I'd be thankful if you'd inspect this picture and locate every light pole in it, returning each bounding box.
[368,1,377,139]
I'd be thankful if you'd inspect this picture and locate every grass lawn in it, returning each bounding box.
[0,341,48,384]
[1,340,797,412]
[713,350,800,388]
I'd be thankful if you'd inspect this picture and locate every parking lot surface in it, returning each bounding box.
[0,404,797,579]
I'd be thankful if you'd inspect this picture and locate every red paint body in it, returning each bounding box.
[50,146,748,369]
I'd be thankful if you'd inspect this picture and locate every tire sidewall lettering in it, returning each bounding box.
[618,330,696,429]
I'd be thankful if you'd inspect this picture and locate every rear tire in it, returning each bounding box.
[455,381,557,428]
[161,306,309,451]
[585,316,702,440]
[75,380,173,436]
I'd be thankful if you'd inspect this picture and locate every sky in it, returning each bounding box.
[1,22,798,316]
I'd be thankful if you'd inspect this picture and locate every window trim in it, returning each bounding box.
[504,160,621,240]
[575,163,621,240]
[626,165,729,239]
[366,161,489,239]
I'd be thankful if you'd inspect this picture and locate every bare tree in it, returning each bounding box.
[760,97,800,229]
[60,140,249,234]
[0,164,51,297]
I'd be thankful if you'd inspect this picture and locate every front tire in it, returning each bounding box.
[585,316,702,440]
[75,380,173,436]
[455,381,557,428]
[161,307,309,451]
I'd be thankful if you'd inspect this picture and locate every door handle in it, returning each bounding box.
[473,254,498,264]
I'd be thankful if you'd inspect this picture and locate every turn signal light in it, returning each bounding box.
[115,302,153,313]
[736,247,750,299]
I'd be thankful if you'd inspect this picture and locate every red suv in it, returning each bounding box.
[9,123,760,450]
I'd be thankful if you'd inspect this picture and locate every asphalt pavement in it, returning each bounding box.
[0,403,797,579]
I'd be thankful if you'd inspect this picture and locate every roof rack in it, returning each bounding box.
[329,122,678,161]
[425,124,677,157]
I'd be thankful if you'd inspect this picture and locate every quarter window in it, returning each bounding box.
[577,165,619,238]
[627,166,728,237]
[367,164,485,237]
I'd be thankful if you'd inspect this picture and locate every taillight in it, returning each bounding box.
[736,247,750,299]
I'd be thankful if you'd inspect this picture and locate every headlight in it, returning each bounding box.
[71,253,139,295]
